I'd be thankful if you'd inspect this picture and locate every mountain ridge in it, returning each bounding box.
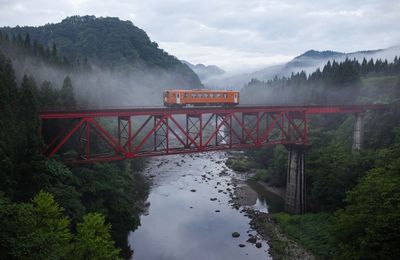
[1,15,202,87]
[204,45,400,89]
[181,60,225,82]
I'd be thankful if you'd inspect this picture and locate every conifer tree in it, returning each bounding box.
[60,76,77,107]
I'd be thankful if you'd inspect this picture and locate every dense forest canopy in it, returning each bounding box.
[1,15,199,74]
[241,56,400,105]
[0,40,149,258]
[0,16,202,107]
[243,54,400,258]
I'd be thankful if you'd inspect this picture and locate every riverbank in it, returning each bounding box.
[256,181,286,199]
[129,153,274,260]
[228,183,315,260]
[226,153,316,259]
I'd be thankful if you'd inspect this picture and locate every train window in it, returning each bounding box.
[177,93,180,98]
[184,93,189,98]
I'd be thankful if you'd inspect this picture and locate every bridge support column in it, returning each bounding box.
[352,112,364,151]
[285,144,306,214]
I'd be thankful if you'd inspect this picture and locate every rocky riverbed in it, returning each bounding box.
[129,151,313,260]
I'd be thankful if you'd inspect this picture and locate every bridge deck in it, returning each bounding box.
[39,104,386,119]
[39,104,386,163]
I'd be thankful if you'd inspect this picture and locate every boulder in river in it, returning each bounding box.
[190,189,196,192]
[247,236,257,243]
[232,232,240,238]
[255,242,262,248]
[238,244,246,248]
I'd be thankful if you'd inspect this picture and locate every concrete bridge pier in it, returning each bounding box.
[284,144,306,214]
[352,112,364,151]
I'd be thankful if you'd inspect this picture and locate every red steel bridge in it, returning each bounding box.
[39,104,385,164]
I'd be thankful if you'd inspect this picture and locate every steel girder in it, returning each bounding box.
[39,105,385,163]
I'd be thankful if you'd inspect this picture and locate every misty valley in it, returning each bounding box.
[1,10,400,260]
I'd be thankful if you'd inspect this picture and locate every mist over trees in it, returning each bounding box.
[0,16,202,107]
[241,57,400,105]
[243,52,400,258]
[0,45,149,258]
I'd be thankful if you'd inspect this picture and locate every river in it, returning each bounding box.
[128,152,283,260]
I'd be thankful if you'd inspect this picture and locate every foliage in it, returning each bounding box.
[240,55,400,258]
[307,143,356,211]
[332,141,400,259]
[242,56,400,105]
[0,29,70,68]
[247,145,287,187]
[60,76,77,107]
[0,49,149,258]
[225,157,259,172]
[252,169,271,182]
[273,212,335,259]
[0,191,72,259]
[73,213,122,260]
[0,16,201,86]
[0,191,121,259]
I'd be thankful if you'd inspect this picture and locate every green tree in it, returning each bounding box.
[17,75,39,127]
[332,157,400,259]
[307,143,356,211]
[72,213,122,260]
[332,129,400,259]
[0,191,72,259]
[15,75,42,200]
[39,80,60,108]
[60,76,76,107]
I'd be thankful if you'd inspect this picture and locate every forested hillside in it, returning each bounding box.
[2,15,199,75]
[0,31,150,258]
[240,57,400,258]
[0,16,202,106]
[241,57,400,105]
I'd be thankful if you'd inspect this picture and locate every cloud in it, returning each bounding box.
[0,0,399,72]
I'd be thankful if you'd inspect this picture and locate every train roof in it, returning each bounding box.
[165,89,239,92]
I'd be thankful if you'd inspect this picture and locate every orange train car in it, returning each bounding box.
[163,89,240,107]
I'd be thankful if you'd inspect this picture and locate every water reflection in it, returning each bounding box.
[247,180,284,213]
[129,152,273,260]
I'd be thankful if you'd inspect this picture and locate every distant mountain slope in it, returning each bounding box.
[1,15,201,87]
[0,15,204,106]
[181,60,225,82]
[205,46,400,89]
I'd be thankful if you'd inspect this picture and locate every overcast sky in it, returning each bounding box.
[0,0,399,72]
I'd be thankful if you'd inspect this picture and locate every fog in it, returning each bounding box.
[9,55,196,107]
[203,45,400,91]
[5,42,399,108]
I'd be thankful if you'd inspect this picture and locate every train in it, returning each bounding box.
[163,89,240,107]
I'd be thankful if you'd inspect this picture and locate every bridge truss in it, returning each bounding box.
[39,105,383,163]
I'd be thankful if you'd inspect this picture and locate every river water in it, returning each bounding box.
[129,152,282,260]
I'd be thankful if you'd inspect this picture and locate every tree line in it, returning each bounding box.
[0,30,92,72]
[244,56,400,258]
[0,48,148,258]
[242,56,400,105]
